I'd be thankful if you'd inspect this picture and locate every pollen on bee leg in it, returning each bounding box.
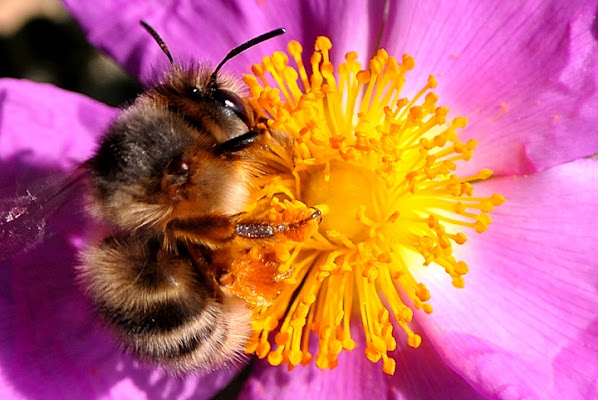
[242,36,503,375]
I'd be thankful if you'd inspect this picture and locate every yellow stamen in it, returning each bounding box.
[242,37,504,374]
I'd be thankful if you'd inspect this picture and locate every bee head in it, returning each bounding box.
[88,23,286,231]
[89,72,266,231]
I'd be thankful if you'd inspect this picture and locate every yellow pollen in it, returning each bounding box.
[242,36,504,375]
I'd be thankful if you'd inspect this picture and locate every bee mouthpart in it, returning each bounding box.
[215,130,260,155]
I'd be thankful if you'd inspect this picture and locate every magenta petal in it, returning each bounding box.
[0,78,116,172]
[240,322,485,400]
[63,0,388,82]
[411,158,598,399]
[380,0,598,175]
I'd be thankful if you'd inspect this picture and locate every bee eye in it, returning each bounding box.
[213,89,251,127]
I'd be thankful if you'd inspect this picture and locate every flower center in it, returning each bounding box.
[302,160,385,243]
[242,37,504,375]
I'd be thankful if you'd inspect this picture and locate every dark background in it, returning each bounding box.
[0,1,141,107]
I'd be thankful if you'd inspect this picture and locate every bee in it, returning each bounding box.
[1,22,320,372]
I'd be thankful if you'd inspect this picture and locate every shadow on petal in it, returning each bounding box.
[553,318,598,398]
[592,3,598,41]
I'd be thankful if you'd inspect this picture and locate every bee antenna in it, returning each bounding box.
[140,20,174,64]
[209,28,286,86]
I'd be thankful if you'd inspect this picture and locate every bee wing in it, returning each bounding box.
[0,168,87,262]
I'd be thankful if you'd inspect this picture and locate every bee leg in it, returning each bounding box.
[236,208,322,240]
[168,208,322,245]
[167,214,237,245]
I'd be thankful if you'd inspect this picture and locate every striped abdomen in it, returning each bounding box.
[79,233,250,372]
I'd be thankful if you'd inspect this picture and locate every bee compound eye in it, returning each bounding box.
[213,89,252,127]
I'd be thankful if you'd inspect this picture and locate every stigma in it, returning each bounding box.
[242,37,504,375]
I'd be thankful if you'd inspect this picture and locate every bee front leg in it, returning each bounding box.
[167,214,237,247]
[235,208,322,241]
[168,208,322,247]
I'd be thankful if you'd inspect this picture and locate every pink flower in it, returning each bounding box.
[1,0,596,399]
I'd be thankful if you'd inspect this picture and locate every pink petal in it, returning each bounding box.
[380,0,598,176]
[410,158,598,399]
[0,78,116,173]
[63,0,388,83]
[240,321,485,400]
